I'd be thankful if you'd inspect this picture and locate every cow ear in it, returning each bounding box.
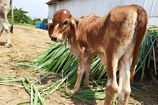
[48,23,54,36]
[70,18,76,26]
[70,17,79,29]
[70,18,79,40]
[74,18,79,26]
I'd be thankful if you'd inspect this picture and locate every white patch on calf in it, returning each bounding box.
[55,24,59,29]
[52,23,63,41]
[107,78,113,87]
[64,10,67,14]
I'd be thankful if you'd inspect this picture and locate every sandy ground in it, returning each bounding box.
[0,26,158,105]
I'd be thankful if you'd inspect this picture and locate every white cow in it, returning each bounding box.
[0,0,13,47]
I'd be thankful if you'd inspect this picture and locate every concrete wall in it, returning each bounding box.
[47,0,158,25]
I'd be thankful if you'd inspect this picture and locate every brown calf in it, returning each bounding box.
[48,4,148,105]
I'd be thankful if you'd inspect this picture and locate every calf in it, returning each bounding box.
[48,4,148,105]
[0,0,13,47]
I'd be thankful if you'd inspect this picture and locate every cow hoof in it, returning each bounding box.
[5,44,11,48]
[83,84,90,88]
[70,89,77,94]
[83,81,90,87]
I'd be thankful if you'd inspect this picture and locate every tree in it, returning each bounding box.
[8,7,33,24]
[33,18,41,25]
[42,18,48,24]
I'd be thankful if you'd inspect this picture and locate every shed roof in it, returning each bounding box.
[47,0,65,5]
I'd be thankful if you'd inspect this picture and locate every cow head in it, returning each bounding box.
[48,9,77,43]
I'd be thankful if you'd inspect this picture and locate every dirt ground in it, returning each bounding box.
[0,26,158,105]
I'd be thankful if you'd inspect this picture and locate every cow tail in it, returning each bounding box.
[10,24,13,33]
[10,0,13,33]
[130,6,148,81]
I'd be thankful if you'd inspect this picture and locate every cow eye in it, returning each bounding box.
[63,20,69,25]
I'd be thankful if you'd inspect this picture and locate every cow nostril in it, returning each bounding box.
[52,37,57,41]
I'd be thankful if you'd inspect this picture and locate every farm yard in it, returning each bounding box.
[0,26,158,105]
[0,25,49,105]
[0,0,158,105]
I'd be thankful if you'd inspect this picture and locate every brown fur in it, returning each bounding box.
[48,4,148,105]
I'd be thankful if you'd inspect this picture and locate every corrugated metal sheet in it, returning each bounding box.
[47,0,158,25]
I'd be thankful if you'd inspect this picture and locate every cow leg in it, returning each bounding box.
[118,57,132,105]
[83,57,93,87]
[118,43,135,105]
[104,57,118,105]
[70,47,86,94]
[4,25,11,48]
[70,58,87,94]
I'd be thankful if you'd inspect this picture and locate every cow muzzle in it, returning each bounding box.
[51,37,57,41]
[50,33,64,43]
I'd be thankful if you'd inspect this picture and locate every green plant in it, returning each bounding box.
[136,26,158,80]
[0,77,45,105]
[8,7,33,24]
[33,43,106,85]
[31,43,107,101]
